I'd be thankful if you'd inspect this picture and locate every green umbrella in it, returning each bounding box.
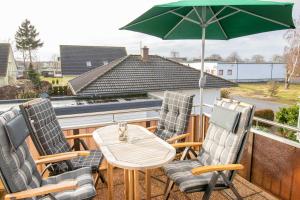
[120,0,295,139]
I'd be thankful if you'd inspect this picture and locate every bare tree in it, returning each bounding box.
[251,54,265,63]
[225,52,242,63]
[284,17,300,89]
[206,54,223,61]
[272,54,285,63]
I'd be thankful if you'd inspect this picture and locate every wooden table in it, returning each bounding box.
[93,124,176,200]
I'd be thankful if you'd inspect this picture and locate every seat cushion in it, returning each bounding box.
[42,167,96,200]
[163,160,224,193]
[71,150,103,172]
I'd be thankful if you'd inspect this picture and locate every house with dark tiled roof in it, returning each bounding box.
[0,43,17,86]
[60,45,127,76]
[69,47,237,108]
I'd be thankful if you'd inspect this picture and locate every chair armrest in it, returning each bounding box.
[36,151,90,165]
[192,164,244,176]
[166,133,191,143]
[4,180,78,200]
[146,126,157,132]
[65,133,93,140]
[172,142,202,149]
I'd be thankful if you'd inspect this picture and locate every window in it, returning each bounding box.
[218,70,223,76]
[227,69,232,75]
[86,61,92,67]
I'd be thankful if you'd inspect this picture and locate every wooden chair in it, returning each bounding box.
[0,108,97,200]
[163,99,255,200]
[20,98,105,186]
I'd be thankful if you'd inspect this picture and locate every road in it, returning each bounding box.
[232,96,288,112]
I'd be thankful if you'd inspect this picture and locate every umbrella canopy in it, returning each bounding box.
[120,0,295,140]
[121,0,295,40]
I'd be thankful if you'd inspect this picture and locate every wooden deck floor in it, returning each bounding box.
[95,168,278,200]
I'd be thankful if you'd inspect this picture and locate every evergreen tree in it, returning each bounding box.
[27,63,42,89]
[15,19,43,67]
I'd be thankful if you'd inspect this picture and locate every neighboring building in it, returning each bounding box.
[0,43,17,86]
[69,47,236,111]
[60,45,127,76]
[16,60,62,77]
[183,61,286,82]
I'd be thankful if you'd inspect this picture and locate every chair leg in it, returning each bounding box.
[202,173,219,200]
[163,180,174,200]
[95,170,106,186]
[219,172,243,200]
[180,147,190,160]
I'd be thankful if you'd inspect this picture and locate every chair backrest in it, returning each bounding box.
[198,99,254,178]
[20,98,73,174]
[0,108,42,196]
[156,91,194,140]
[20,98,71,156]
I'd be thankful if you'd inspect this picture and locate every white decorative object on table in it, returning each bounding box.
[118,122,128,142]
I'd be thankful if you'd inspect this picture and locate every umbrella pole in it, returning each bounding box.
[199,26,206,142]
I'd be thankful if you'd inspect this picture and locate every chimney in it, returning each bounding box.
[141,46,149,62]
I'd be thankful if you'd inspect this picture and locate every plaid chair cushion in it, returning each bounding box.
[25,99,71,155]
[71,150,103,172]
[0,108,42,196]
[156,92,193,140]
[22,98,104,174]
[42,167,96,200]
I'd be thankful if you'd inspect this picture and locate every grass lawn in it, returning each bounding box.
[41,76,76,86]
[230,83,300,105]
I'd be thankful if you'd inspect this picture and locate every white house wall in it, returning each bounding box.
[182,62,286,83]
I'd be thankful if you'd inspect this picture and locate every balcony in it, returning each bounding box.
[1,99,299,200]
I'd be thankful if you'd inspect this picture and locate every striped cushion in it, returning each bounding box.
[164,160,222,192]
[42,167,96,200]
[156,92,193,140]
[164,99,253,192]
[198,100,252,167]
[0,108,42,198]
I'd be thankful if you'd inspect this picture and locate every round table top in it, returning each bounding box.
[93,124,176,170]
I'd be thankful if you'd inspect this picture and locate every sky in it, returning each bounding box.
[0,0,299,61]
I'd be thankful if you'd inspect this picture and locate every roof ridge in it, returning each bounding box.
[71,55,130,93]
[60,45,126,49]
[162,56,237,86]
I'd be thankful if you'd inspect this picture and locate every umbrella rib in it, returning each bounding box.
[193,6,204,25]
[122,7,184,29]
[228,5,292,28]
[206,6,227,24]
[170,11,201,25]
[208,10,240,25]
[164,9,195,39]
[208,6,228,40]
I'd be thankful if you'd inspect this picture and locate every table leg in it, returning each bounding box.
[145,169,151,200]
[124,169,129,200]
[107,163,114,200]
[134,170,140,200]
[128,170,134,200]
